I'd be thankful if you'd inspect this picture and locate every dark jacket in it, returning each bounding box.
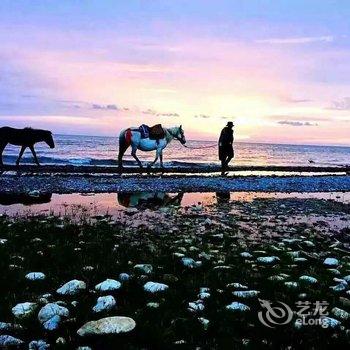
[218,127,234,161]
[219,126,233,146]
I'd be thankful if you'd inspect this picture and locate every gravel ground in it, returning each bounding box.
[0,173,349,194]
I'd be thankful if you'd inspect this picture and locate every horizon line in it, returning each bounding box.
[53,132,350,149]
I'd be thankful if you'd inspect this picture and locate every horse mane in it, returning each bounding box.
[24,127,52,135]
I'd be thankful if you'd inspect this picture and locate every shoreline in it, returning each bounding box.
[0,173,349,194]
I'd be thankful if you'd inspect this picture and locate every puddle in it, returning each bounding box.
[0,191,349,218]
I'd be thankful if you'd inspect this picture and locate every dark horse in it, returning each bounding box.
[0,127,55,166]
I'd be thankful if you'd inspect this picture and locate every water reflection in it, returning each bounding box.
[117,192,184,208]
[216,191,230,206]
[0,193,52,206]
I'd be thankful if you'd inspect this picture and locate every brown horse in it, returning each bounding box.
[0,127,55,166]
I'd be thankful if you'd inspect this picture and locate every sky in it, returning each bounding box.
[0,0,350,145]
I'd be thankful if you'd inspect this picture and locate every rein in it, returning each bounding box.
[183,143,217,149]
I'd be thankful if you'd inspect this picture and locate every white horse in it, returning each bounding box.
[118,125,186,169]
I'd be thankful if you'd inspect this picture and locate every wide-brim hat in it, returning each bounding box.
[227,121,234,127]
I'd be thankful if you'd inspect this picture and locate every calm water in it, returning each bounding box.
[2,134,349,167]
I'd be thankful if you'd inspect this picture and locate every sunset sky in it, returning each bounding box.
[1,0,350,145]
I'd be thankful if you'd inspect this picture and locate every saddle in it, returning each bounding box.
[139,124,165,140]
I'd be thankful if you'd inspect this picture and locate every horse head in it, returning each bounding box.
[175,125,186,145]
[44,131,55,149]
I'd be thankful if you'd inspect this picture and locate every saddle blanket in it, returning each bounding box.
[139,124,165,140]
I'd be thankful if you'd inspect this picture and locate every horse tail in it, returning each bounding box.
[118,129,131,170]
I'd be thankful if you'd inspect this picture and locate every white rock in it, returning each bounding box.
[25,272,46,281]
[320,316,341,328]
[38,303,69,331]
[77,316,136,336]
[226,302,250,312]
[134,264,153,274]
[257,256,280,264]
[198,317,209,330]
[240,252,253,259]
[232,290,259,298]
[147,302,159,308]
[181,257,201,268]
[119,273,130,281]
[12,302,37,319]
[93,296,116,313]
[56,280,86,296]
[332,307,350,320]
[0,322,23,331]
[29,340,50,349]
[323,258,339,267]
[0,335,24,346]
[95,279,121,292]
[188,301,204,312]
[284,281,299,289]
[343,275,350,283]
[330,284,346,292]
[143,281,169,293]
[299,275,318,284]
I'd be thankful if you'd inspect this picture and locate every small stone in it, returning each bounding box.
[321,316,341,328]
[0,335,24,346]
[323,258,339,267]
[12,302,37,319]
[95,279,121,292]
[332,307,350,320]
[232,290,259,298]
[134,264,153,274]
[25,272,46,281]
[56,280,86,296]
[0,322,23,331]
[181,257,201,268]
[299,275,318,284]
[77,316,136,336]
[240,252,253,259]
[147,302,160,308]
[56,337,66,345]
[226,302,250,312]
[330,284,346,292]
[143,281,169,293]
[284,281,298,289]
[119,273,130,281]
[198,317,209,330]
[257,256,280,264]
[93,296,116,313]
[29,339,50,350]
[38,303,69,331]
[188,301,204,312]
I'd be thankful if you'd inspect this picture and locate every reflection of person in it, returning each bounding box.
[216,192,230,206]
[218,122,234,171]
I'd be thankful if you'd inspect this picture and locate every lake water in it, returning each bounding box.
[2,134,349,167]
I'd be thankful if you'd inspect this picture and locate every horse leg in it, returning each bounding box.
[0,143,6,166]
[16,146,26,166]
[29,145,40,166]
[159,150,164,168]
[148,150,159,168]
[118,131,130,171]
[131,147,143,168]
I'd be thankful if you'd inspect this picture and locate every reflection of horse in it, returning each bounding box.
[0,193,52,206]
[0,127,55,166]
[117,192,184,208]
[118,125,186,170]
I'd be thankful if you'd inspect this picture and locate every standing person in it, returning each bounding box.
[218,121,234,172]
